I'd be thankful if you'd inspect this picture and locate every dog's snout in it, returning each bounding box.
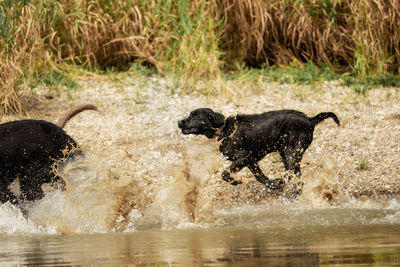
[178,119,185,129]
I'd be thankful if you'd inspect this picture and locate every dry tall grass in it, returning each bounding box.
[53,1,157,69]
[350,0,400,75]
[0,1,55,113]
[1,0,400,113]
[219,0,354,68]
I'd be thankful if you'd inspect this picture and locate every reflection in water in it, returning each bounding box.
[0,223,400,266]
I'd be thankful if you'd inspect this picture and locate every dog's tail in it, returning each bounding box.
[310,112,340,126]
[56,104,98,128]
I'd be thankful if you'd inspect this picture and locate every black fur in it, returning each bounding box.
[178,108,339,191]
[0,104,97,204]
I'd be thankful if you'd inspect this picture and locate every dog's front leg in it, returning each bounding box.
[247,162,285,191]
[221,160,246,186]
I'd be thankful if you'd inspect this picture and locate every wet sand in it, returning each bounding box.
[5,76,400,212]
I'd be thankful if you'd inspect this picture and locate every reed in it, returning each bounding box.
[349,0,400,75]
[1,0,400,113]
[0,0,57,113]
[218,0,354,69]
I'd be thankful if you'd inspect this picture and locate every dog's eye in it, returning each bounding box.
[207,115,214,122]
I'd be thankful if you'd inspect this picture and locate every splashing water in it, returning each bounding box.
[0,202,53,234]
[25,150,123,233]
[1,143,400,235]
[295,153,344,207]
[128,141,222,230]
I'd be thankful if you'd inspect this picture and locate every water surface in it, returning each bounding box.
[1,146,400,265]
[1,208,400,266]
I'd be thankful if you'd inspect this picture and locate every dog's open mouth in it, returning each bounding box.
[182,128,198,134]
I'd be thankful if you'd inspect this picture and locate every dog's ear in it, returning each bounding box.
[211,112,225,128]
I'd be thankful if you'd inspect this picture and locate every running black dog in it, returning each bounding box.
[0,104,97,204]
[178,108,339,191]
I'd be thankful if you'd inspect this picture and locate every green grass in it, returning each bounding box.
[341,75,400,94]
[357,156,370,170]
[30,59,400,97]
[225,61,400,94]
[128,61,157,77]
[32,70,78,90]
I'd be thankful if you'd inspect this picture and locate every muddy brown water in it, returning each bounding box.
[1,209,400,265]
[1,147,400,265]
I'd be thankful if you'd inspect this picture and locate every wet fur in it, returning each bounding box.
[0,104,97,204]
[178,108,339,191]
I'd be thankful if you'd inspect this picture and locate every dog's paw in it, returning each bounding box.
[282,171,301,182]
[283,181,304,200]
[221,170,242,186]
[222,171,234,183]
[231,180,242,186]
[267,178,285,192]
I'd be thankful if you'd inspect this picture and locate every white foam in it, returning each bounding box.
[0,202,55,234]
[1,146,399,235]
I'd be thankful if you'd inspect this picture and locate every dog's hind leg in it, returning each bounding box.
[247,162,269,184]
[247,162,285,191]
[18,166,52,201]
[280,146,306,177]
[280,148,306,198]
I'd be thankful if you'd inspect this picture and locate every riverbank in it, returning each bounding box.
[3,76,400,210]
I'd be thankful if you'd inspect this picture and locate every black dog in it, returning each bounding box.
[178,108,339,190]
[0,104,97,204]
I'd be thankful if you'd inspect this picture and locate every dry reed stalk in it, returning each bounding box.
[218,0,354,69]
[349,0,400,74]
[175,0,222,82]
[0,2,54,113]
[0,59,23,114]
[52,1,162,71]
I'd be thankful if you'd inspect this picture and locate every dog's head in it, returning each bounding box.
[178,108,225,139]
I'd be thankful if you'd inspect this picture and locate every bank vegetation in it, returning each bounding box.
[1,0,400,113]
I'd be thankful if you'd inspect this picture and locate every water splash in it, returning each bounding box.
[20,150,124,234]
[1,146,400,235]
[0,202,54,234]
[131,141,222,230]
[376,199,400,224]
[296,153,344,208]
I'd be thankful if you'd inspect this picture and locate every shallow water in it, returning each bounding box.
[1,209,400,266]
[1,144,400,265]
